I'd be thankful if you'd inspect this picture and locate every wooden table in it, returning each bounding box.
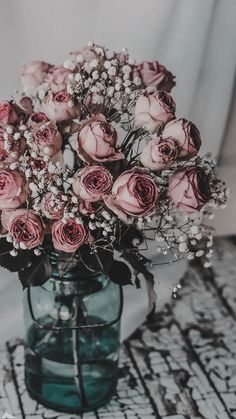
[0,237,236,419]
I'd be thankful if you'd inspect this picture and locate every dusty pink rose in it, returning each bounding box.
[105,168,159,221]
[79,200,101,215]
[42,90,80,122]
[140,138,178,171]
[169,166,211,213]
[41,192,65,220]
[0,170,27,209]
[161,118,201,158]
[2,209,44,248]
[21,60,52,90]
[135,61,175,92]
[52,218,88,253]
[135,91,176,132]
[0,102,18,127]
[75,114,124,163]
[27,112,49,128]
[73,166,113,202]
[30,121,62,157]
[70,44,106,62]
[46,66,72,92]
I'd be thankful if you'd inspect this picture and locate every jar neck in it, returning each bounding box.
[48,252,109,296]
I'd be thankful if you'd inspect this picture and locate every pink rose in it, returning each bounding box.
[75,114,124,163]
[135,61,175,92]
[52,218,89,253]
[79,200,101,215]
[161,118,201,158]
[2,209,44,249]
[169,166,211,213]
[30,121,62,157]
[73,166,113,202]
[42,90,80,122]
[70,44,106,62]
[21,60,52,90]
[46,66,72,92]
[0,102,18,127]
[140,138,178,171]
[27,112,49,128]
[0,170,27,209]
[135,91,176,132]
[41,192,65,220]
[105,168,159,221]
[0,131,25,166]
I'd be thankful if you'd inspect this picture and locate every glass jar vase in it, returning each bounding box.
[23,256,122,413]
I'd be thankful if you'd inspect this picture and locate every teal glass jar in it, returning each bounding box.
[23,256,122,413]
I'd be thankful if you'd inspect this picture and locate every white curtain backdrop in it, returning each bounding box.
[0,0,236,341]
[1,0,236,155]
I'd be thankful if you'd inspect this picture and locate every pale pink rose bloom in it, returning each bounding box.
[135,61,175,92]
[52,218,88,253]
[73,166,113,202]
[76,114,124,163]
[162,118,201,158]
[27,112,49,128]
[0,170,28,209]
[21,60,52,90]
[2,209,44,248]
[70,44,106,62]
[135,91,176,132]
[168,166,211,213]
[41,193,65,220]
[46,66,72,92]
[104,168,159,221]
[140,138,178,171]
[42,90,80,122]
[30,121,62,157]
[0,101,18,127]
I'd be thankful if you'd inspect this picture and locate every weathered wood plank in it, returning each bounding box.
[1,237,236,418]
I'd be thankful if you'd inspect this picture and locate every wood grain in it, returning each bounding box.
[0,237,236,418]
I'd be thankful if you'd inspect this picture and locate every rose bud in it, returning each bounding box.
[2,209,44,249]
[84,93,104,115]
[30,121,62,157]
[169,166,211,213]
[135,91,176,132]
[0,131,25,166]
[140,138,178,171]
[79,200,101,215]
[73,166,113,202]
[46,66,72,92]
[104,168,159,221]
[161,118,201,158]
[135,61,175,92]
[0,101,18,127]
[75,114,124,163]
[20,60,52,90]
[0,170,28,209]
[52,218,89,253]
[42,90,80,122]
[27,112,49,128]
[41,192,65,220]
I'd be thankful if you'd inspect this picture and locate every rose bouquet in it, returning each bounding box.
[0,42,228,314]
